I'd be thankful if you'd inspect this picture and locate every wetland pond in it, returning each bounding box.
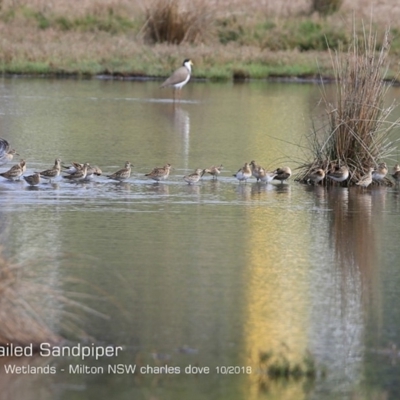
[1,78,400,400]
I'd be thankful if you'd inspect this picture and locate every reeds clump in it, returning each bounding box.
[0,250,60,347]
[297,26,400,186]
[144,0,212,44]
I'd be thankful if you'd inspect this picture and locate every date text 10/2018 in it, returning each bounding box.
[216,366,252,374]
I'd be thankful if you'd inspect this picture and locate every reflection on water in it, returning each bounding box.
[172,106,190,169]
[0,79,400,399]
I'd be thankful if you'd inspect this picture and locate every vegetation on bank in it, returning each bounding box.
[0,0,399,79]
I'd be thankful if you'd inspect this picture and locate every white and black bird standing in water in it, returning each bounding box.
[160,59,193,101]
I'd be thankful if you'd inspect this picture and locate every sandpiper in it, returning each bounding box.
[392,164,400,183]
[372,162,388,181]
[249,160,264,181]
[62,162,82,174]
[23,172,41,186]
[63,162,102,180]
[160,59,193,101]
[86,165,102,180]
[258,168,277,183]
[183,168,203,185]
[327,165,349,183]
[233,162,252,183]
[37,158,61,182]
[145,164,172,182]
[63,163,89,182]
[0,159,26,181]
[307,169,325,185]
[356,167,374,189]
[202,164,223,179]
[0,138,19,166]
[106,162,132,182]
[20,159,26,174]
[273,166,292,184]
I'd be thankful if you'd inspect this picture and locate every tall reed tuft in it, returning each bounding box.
[144,0,212,44]
[297,25,400,186]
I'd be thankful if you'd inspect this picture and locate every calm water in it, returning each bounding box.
[1,78,400,400]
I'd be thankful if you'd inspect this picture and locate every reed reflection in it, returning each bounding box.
[327,187,385,306]
[307,186,386,397]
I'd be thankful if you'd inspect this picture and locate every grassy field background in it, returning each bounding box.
[0,0,399,80]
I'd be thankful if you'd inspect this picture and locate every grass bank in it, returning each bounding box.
[0,0,399,80]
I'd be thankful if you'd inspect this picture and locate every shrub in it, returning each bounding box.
[145,0,212,44]
[311,0,343,16]
[296,20,348,51]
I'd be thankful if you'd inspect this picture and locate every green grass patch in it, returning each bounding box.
[54,14,135,34]
[0,60,106,77]
[9,5,136,34]
[217,16,349,51]
[295,20,348,51]
[2,61,53,75]
[249,63,319,78]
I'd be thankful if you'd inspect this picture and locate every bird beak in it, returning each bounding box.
[190,60,194,66]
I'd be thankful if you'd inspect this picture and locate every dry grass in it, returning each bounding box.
[0,247,106,348]
[0,18,338,78]
[296,25,400,185]
[0,251,60,346]
[0,0,398,21]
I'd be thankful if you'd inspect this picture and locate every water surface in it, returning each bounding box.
[1,78,400,400]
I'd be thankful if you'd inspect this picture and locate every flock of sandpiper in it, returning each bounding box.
[1,138,399,187]
[301,162,400,187]
[231,161,399,187]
